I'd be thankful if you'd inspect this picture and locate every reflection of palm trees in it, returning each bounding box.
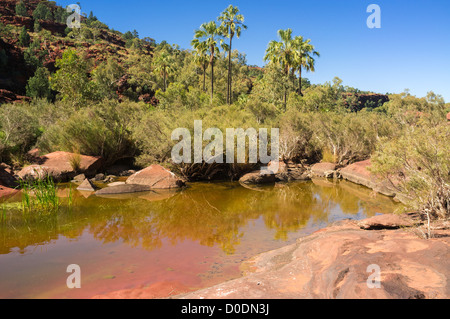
[0,181,400,255]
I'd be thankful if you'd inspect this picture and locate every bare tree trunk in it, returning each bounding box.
[227,36,233,104]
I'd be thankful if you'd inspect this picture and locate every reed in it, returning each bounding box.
[19,177,60,214]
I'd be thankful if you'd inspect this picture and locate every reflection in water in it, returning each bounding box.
[1,180,398,255]
[0,179,400,298]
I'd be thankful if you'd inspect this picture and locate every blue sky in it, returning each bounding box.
[58,0,450,101]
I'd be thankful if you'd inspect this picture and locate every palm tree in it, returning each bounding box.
[191,39,209,92]
[192,21,223,104]
[218,5,247,104]
[264,28,296,109]
[154,50,175,92]
[292,36,320,96]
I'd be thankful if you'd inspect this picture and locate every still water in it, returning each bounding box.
[0,179,399,298]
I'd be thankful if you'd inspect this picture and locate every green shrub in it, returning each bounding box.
[371,122,449,238]
[0,103,40,164]
[38,101,139,166]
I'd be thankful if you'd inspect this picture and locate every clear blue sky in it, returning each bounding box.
[59,0,450,101]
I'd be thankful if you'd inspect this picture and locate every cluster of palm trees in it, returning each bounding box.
[264,28,320,108]
[191,6,319,108]
[192,5,247,104]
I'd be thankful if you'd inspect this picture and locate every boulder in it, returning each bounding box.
[72,174,86,183]
[0,186,18,200]
[0,167,17,188]
[95,184,151,196]
[267,161,310,182]
[358,214,413,230]
[17,151,104,182]
[339,159,396,197]
[311,162,337,178]
[239,170,276,185]
[126,165,185,189]
[77,179,99,192]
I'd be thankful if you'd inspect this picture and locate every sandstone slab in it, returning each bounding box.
[95,184,151,196]
[340,160,396,197]
[126,165,185,189]
[311,162,337,178]
[17,151,104,182]
[179,219,450,299]
[239,170,276,185]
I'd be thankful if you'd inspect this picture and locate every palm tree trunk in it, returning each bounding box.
[203,64,206,92]
[210,60,214,104]
[298,67,303,96]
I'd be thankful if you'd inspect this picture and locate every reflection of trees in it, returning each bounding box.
[0,181,400,255]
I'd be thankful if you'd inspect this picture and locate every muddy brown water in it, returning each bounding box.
[0,179,399,298]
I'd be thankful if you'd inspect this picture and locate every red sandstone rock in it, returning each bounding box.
[17,151,104,182]
[0,185,18,199]
[358,214,413,230]
[311,162,337,177]
[126,165,185,189]
[239,170,276,185]
[340,159,396,197]
[179,218,450,299]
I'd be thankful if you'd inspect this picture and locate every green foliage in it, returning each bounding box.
[34,19,42,32]
[15,1,28,17]
[26,67,52,100]
[33,2,52,21]
[371,122,450,224]
[92,57,124,99]
[19,26,30,47]
[0,103,40,164]
[50,49,97,108]
[37,101,139,166]
[19,177,59,214]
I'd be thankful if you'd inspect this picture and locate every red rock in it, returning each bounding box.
[340,159,396,197]
[179,219,450,299]
[239,170,276,185]
[311,162,337,177]
[358,214,413,230]
[0,185,18,199]
[447,112,450,121]
[126,165,185,189]
[95,184,151,196]
[76,179,98,192]
[18,151,104,182]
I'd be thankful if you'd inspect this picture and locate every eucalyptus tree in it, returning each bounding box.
[154,50,175,92]
[192,21,224,104]
[264,28,296,109]
[218,5,247,104]
[292,36,319,96]
[192,40,209,92]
